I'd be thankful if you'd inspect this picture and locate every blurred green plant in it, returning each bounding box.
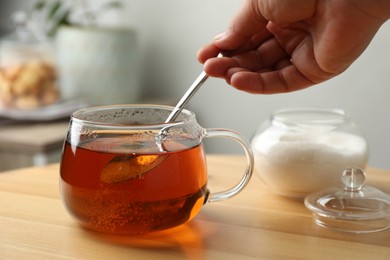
[32,0,124,37]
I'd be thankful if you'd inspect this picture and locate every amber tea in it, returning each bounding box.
[60,104,253,236]
[60,137,208,235]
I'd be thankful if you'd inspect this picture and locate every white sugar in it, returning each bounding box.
[252,130,368,199]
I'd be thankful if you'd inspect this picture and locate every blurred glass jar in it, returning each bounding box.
[251,108,369,200]
[0,15,59,110]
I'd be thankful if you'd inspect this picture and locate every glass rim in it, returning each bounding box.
[70,104,196,127]
[272,107,350,125]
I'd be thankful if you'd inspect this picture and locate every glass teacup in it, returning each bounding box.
[60,104,254,235]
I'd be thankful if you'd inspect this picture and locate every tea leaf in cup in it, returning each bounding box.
[100,154,167,184]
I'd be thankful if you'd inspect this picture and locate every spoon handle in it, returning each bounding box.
[165,70,209,123]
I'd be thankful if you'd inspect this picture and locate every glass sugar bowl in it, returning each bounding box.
[251,108,369,200]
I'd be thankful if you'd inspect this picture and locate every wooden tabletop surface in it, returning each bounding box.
[1,155,390,260]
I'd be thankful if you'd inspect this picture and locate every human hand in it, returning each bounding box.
[198,0,389,94]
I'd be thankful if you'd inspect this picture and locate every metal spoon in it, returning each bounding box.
[165,53,224,122]
[101,60,215,184]
[165,70,209,123]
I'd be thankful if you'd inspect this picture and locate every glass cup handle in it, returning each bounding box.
[203,128,254,203]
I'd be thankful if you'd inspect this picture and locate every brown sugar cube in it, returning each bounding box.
[0,84,13,105]
[14,95,40,109]
[28,61,56,77]
[28,61,46,74]
[0,71,13,106]
[40,63,57,80]
[4,65,24,82]
[40,83,59,105]
[0,70,7,84]
[12,66,43,96]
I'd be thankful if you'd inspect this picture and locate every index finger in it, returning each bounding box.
[197,43,222,64]
[228,65,315,94]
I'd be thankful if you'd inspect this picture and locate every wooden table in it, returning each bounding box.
[1,155,390,259]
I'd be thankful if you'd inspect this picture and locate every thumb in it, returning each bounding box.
[214,0,268,50]
[215,0,317,51]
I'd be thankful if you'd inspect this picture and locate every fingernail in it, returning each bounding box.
[214,32,226,41]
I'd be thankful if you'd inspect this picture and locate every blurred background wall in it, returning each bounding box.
[1,0,389,169]
[0,0,23,36]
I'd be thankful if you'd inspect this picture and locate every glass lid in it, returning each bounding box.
[304,168,390,233]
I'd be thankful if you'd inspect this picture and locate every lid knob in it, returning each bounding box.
[341,167,366,192]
